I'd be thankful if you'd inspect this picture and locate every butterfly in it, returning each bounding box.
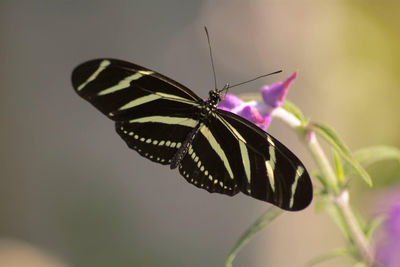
[71,58,312,211]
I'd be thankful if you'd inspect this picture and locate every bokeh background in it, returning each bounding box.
[1,1,400,266]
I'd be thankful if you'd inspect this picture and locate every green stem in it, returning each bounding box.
[306,130,340,195]
[309,132,375,265]
[334,191,375,265]
[225,207,283,267]
[274,107,374,266]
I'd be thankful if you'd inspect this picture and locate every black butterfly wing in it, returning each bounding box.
[210,110,313,211]
[177,122,240,196]
[72,58,202,165]
[71,58,312,210]
[116,116,199,165]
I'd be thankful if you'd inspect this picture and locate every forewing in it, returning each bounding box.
[71,58,202,120]
[213,110,313,211]
[71,58,202,164]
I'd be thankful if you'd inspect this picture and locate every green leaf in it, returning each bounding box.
[312,123,373,187]
[352,262,367,267]
[326,204,352,243]
[332,149,345,185]
[365,216,385,241]
[354,146,400,164]
[305,247,356,267]
[343,145,400,175]
[344,159,373,187]
[312,172,328,189]
[282,100,307,124]
[225,207,283,267]
[312,123,352,157]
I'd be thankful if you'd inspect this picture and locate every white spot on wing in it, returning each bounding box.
[215,114,250,182]
[289,166,305,209]
[199,125,234,179]
[156,92,199,105]
[239,142,251,184]
[119,94,161,110]
[265,160,275,192]
[98,70,154,96]
[77,60,110,91]
[129,116,198,128]
[268,136,276,170]
[216,114,246,143]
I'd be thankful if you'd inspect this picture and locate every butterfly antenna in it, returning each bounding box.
[204,26,218,90]
[228,70,282,89]
[222,83,230,94]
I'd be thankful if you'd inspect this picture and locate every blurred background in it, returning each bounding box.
[1,1,400,266]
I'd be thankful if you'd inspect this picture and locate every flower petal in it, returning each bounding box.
[218,94,244,109]
[237,105,271,130]
[261,71,298,108]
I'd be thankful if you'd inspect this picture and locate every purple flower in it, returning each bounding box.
[261,71,298,108]
[218,94,244,110]
[237,105,271,131]
[217,71,298,130]
[376,195,400,267]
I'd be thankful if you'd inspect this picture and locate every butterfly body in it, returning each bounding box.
[171,89,223,169]
[72,58,312,211]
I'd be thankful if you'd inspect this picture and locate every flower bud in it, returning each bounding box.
[261,71,298,108]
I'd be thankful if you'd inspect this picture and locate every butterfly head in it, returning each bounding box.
[208,89,222,105]
[209,83,229,106]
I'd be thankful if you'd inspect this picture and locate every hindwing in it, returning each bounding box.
[212,110,312,211]
[177,123,240,196]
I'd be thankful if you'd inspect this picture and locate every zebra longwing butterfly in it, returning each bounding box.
[71,59,312,211]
